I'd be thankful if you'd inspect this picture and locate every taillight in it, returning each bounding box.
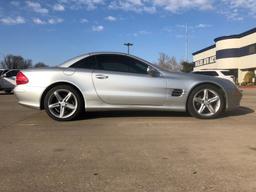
[16,71,29,85]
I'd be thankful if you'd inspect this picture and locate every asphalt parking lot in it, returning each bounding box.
[0,90,256,192]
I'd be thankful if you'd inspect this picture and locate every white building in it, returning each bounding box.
[193,27,256,84]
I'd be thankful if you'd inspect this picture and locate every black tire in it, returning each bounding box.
[44,85,84,121]
[187,84,225,119]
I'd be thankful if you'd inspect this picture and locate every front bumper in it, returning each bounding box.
[226,87,243,111]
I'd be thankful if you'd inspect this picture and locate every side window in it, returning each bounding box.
[96,55,130,73]
[70,56,96,69]
[128,58,148,74]
[207,71,218,76]
[221,71,233,76]
[96,54,148,74]
[195,71,218,76]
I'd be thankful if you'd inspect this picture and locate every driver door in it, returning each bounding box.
[92,54,167,106]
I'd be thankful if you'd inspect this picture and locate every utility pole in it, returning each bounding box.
[124,43,133,54]
[185,24,189,62]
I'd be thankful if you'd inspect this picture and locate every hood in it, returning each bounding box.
[160,70,219,81]
[159,70,237,90]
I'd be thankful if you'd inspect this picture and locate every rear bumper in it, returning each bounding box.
[14,85,45,109]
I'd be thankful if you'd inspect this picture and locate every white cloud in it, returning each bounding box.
[48,18,64,24]
[152,0,213,12]
[128,0,143,6]
[194,24,212,28]
[143,6,156,14]
[33,18,64,25]
[80,18,89,23]
[33,18,46,24]
[220,0,256,20]
[109,0,212,13]
[53,4,65,11]
[219,9,244,21]
[26,1,49,14]
[10,1,20,7]
[59,0,105,10]
[133,30,151,36]
[61,0,256,19]
[176,24,212,29]
[5,0,256,23]
[223,0,256,12]
[105,15,117,21]
[92,25,104,32]
[109,0,146,12]
[0,16,26,25]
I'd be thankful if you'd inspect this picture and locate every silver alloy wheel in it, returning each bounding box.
[193,89,221,117]
[48,89,78,119]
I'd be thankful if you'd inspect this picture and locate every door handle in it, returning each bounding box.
[95,74,109,79]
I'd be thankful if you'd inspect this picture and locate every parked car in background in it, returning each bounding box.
[0,69,8,76]
[192,70,235,83]
[14,52,242,121]
[0,69,8,91]
[0,69,19,93]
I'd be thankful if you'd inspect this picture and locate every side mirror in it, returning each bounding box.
[147,66,159,77]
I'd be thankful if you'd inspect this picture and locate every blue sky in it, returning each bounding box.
[0,0,256,66]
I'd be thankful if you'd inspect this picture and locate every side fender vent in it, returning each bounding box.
[172,89,184,97]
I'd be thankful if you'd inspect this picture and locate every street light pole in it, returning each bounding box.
[124,43,133,54]
[185,24,189,62]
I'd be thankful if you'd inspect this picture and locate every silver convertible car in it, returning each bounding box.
[14,52,242,121]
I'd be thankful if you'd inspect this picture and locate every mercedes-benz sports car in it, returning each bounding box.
[14,52,242,121]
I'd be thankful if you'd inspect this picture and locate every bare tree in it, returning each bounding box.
[0,55,32,69]
[157,53,181,72]
[34,62,49,68]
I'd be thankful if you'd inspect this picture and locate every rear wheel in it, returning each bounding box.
[187,84,225,119]
[44,85,83,121]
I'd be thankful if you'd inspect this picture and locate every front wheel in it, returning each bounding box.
[187,84,225,119]
[44,85,83,121]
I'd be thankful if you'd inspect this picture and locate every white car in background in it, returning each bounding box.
[0,69,19,93]
[192,70,235,83]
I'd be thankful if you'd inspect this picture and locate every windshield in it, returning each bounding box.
[151,64,181,73]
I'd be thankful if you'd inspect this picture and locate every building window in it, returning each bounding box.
[249,45,256,54]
